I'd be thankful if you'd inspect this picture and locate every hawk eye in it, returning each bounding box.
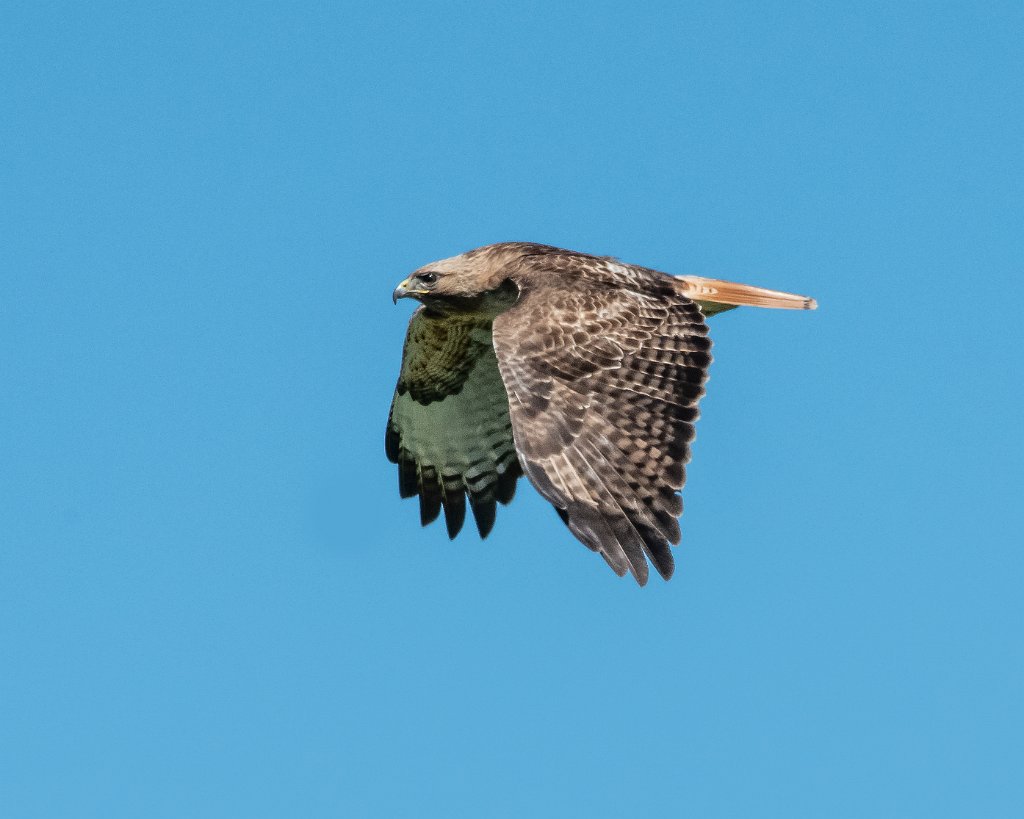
[417,272,438,286]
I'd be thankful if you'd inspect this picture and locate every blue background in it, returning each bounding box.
[2,3,1021,816]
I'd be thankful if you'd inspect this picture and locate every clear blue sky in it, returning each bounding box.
[2,3,1021,817]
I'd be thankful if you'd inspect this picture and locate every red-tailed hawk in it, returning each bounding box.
[386,243,816,585]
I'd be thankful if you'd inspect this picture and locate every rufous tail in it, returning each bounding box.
[676,275,818,310]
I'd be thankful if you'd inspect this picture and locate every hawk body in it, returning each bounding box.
[386,243,816,584]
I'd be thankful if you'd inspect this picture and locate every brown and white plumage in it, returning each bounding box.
[386,243,816,585]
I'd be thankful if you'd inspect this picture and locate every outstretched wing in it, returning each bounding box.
[492,276,711,585]
[386,307,522,539]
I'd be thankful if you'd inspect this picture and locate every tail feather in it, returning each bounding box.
[676,275,817,311]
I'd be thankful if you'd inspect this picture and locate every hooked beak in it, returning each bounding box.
[392,277,425,304]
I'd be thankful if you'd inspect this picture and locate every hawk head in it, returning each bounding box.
[392,243,551,314]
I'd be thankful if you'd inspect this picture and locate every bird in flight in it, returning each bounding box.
[386,243,816,585]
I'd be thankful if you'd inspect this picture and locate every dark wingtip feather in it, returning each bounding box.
[565,505,636,580]
[419,498,441,526]
[469,494,497,539]
[659,488,683,517]
[495,463,521,504]
[441,481,466,539]
[596,550,629,578]
[629,515,675,581]
[609,517,649,587]
[385,424,400,463]
[418,465,442,526]
[398,453,419,499]
[642,537,675,582]
[652,553,675,581]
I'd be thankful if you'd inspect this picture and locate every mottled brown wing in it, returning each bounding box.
[492,279,711,584]
[386,307,522,539]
